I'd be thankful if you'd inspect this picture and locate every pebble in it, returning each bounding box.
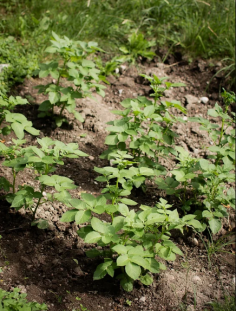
[185,94,199,106]
[74,266,84,276]
[183,116,188,121]
[89,156,95,161]
[120,65,126,73]
[139,297,146,303]
[192,275,202,284]
[193,238,199,246]
[17,285,27,294]
[200,97,209,104]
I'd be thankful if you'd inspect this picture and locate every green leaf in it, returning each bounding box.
[117,254,129,266]
[60,209,77,222]
[202,210,212,218]
[81,193,96,207]
[208,109,219,117]
[148,258,160,273]
[182,215,197,222]
[118,204,129,216]
[171,170,185,182]
[120,277,133,292]
[199,159,210,171]
[36,219,49,229]
[82,59,95,68]
[11,123,24,139]
[73,111,84,122]
[112,245,127,254]
[129,255,149,269]
[105,135,118,145]
[187,219,203,229]
[125,262,141,280]
[75,210,91,224]
[119,198,137,206]
[91,217,106,233]
[139,273,153,285]
[24,126,40,136]
[84,231,102,243]
[86,249,103,258]
[146,213,166,225]
[112,216,124,232]
[11,194,25,208]
[49,91,60,104]
[209,218,222,234]
[143,105,155,117]
[139,167,154,176]
[93,260,113,280]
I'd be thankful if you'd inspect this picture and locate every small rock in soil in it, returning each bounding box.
[139,296,146,303]
[192,275,202,284]
[16,285,27,293]
[185,94,199,106]
[200,96,209,104]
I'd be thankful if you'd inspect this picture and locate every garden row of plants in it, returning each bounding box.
[0,34,235,296]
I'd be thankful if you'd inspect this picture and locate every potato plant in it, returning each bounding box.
[61,151,202,291]
[0,91,39,139]
[101,75,186,178]
[35,32,106,127]
[0,137,88,228]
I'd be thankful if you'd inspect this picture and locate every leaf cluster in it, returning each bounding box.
[35,32,106,127]
[0,287,47,311]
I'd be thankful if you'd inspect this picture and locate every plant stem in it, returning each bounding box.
[32,185,46,221]
[59,102,66,116]
[12,169,16,194]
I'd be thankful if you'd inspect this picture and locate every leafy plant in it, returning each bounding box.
[101,75,186,178]
[0,36,38,93]
[0,137,88,226]
[205,295,236,311]
[198,230,235,267]
[35,32,106,127]
[118,32,156,64]
[0,92,40,139]
[61,151,202,291]
[0,287,47,311]
[126,299,132,306]
[95,56,120,77]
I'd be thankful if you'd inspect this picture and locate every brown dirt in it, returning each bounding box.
[0,58,235,311]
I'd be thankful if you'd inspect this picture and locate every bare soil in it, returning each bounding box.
[0,58,235,311]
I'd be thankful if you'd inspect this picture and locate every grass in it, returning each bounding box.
[0,0,235,60]
[204,295,236,311]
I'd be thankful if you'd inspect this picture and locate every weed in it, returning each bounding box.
[204,295,235,311]
[197,229,235,267]
[0,287,47,310]
[126,299,132,306]
[0,36,38,93]
[117,32,156,64]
